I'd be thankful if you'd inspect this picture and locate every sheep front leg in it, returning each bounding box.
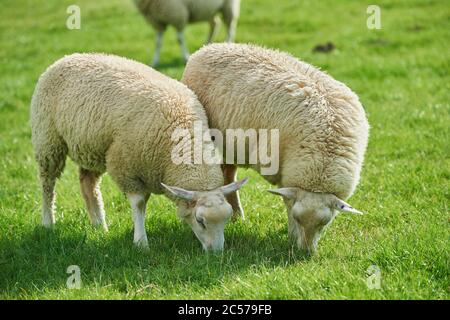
[176,31,190,62]
[222,164,244,220]
[127,193,150,248]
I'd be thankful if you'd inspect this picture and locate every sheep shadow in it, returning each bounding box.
[0,219,309,297]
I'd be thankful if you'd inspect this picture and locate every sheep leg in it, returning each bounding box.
[222,164,244,220]
[36,141,67,227]
[79,168,108,231]
[152,30,164,67]
[127,192,150,248]
[176,31,190,62]
[225,19,238,42]
[40,174,57,227]
[206,16,221,44]
[222,0,239,42]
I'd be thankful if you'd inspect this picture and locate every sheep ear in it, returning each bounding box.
[267,187,299,200]
[161,183,196,201]
[334,198,363,214]
[220,177,249,196]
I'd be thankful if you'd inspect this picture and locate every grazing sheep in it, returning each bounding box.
[134,0,241,66]
[182,43,369,254]
[30,53,247,251]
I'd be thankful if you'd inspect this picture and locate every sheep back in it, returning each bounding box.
[182,43,369,199]
[31,53,223,194]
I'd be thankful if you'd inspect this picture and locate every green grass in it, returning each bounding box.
[0,0,449,299]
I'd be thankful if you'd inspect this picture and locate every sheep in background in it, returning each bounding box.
[134,0,241,66]
[182,43,369,254]
[30,53,248,251]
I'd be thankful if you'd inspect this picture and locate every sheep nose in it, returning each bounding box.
[203,239,224,252]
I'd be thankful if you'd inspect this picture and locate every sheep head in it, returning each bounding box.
[268,187,362,255]
[161,178,249,252]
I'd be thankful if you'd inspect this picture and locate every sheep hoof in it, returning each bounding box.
[134,238,149,250]
[93,220,108,231]
[42,217,55,228]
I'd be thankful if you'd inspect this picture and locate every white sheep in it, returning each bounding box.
[182,43,370,254]
[134,0,241,66]
[30,53,247,251]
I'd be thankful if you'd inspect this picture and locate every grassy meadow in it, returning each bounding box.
[0,0,448,299]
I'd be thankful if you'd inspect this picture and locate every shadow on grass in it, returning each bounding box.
[0,220,309,297]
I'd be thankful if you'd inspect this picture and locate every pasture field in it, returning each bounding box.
[0,0,448,299]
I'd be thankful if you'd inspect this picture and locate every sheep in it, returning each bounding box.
[134,0,241,66]
[30,53,248,251]
[182,43,370,254]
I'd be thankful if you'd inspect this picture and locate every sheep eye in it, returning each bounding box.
[196,216,206,229]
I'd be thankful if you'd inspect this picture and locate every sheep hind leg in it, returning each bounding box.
[222,1,239,42]
[222,164,244,220]
[206,16,221,44]
[79,168,108,231]
[40,174,57,228]
[225,18,237,43]
[36,143,68,228]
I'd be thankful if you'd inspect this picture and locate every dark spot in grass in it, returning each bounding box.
[0,101,17,112]
[312,41,335,53]
[409,25,424,32]
[365,38,391,46]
